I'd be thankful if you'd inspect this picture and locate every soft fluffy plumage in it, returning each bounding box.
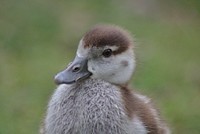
[41,25,170,134]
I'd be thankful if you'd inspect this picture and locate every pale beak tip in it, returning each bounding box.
[54,73,62,85]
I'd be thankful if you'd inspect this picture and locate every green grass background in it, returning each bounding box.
[0,0,200,133]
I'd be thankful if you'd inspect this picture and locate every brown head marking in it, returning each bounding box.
[83,25,133,55]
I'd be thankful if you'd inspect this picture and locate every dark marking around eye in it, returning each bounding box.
[102,49,112,58]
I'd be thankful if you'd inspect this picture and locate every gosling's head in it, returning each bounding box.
[55,25,136,85]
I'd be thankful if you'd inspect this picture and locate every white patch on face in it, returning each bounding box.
[129,115,147,134]
[76,40,135,84]
[88,48,135,84]
[104,45,119,51]
[76,39,89,58]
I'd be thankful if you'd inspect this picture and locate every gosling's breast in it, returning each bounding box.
[45,79,131,134]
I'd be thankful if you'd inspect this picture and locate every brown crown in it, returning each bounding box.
[83,25,133,55]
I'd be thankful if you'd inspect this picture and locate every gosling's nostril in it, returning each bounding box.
[72,65,81,72]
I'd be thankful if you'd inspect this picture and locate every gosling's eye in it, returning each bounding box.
[102,49,112,58]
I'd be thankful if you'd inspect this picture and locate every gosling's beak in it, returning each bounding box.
[54,56,92,85]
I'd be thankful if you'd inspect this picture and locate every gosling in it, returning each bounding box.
[42,24,170,134]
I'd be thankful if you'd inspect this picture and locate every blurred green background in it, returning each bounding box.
[0,0,200,133]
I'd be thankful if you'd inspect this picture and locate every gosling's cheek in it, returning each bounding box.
[121,60,129,67]
[88,64,96,73]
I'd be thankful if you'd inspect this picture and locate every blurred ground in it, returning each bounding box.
[0,0,200,133]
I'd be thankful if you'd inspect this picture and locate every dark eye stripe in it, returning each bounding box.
[112,45,128,55]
